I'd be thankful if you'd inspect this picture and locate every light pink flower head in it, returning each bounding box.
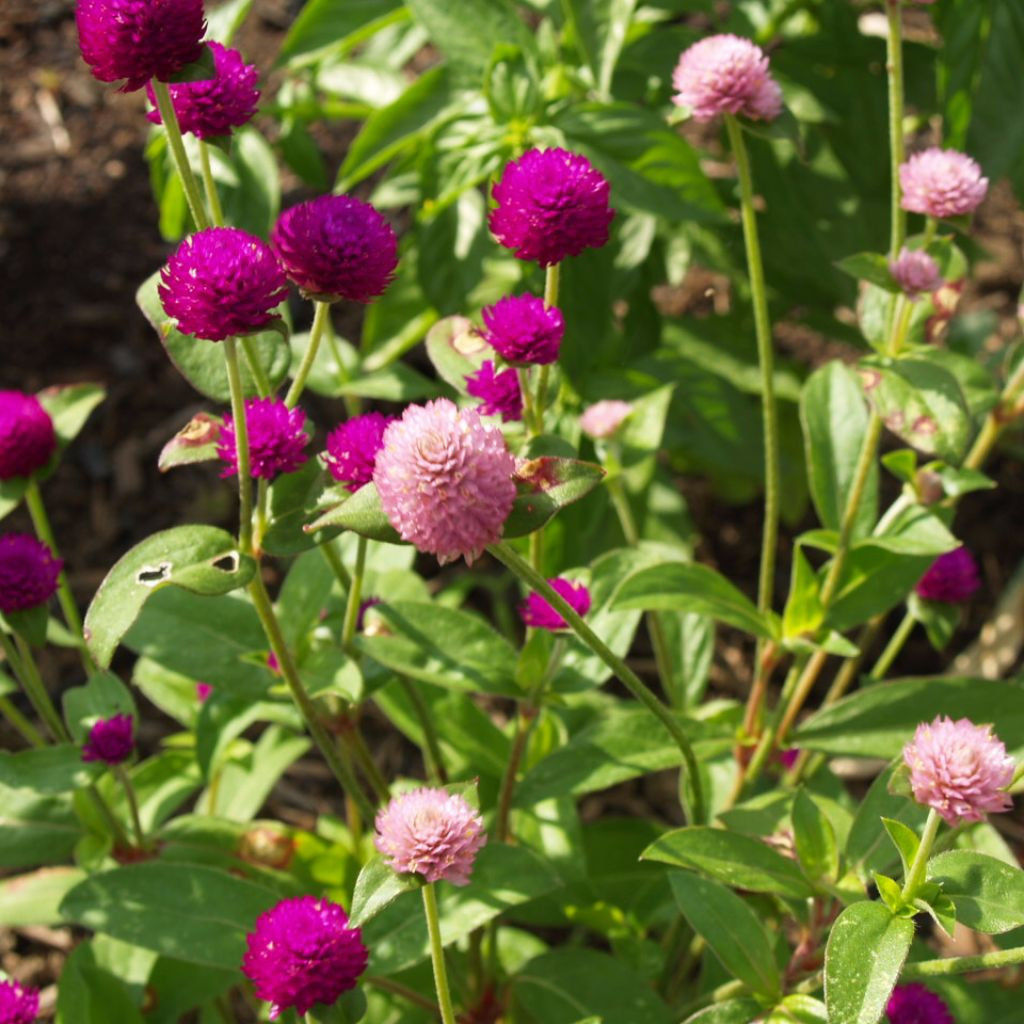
[899,148,989,219]
[580,399,632,439]
[903,716,1014,825]
[672,34,782,124]
[373,399,517,565]
[375,787,486,886]
[889,247,943,299]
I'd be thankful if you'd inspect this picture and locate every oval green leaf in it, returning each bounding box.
[928,850,1024,934]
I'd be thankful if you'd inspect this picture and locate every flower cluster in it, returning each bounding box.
[580,399,632,440]
[0,978,39,1024]
[217,399,309,480]
[914,546,980,603]
[324,412,394,492]
[81,713,134,765]
[889,248,942,299]
[482,295,564,366]
[0,535,62,615]
[520,578,592,631]
[886,984,953,1024]
[0,391,56,480]
[900,148,989,219]
[465,361,523,422]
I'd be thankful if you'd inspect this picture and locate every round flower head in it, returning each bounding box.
[900,148,989,219]
[373,399,517,565]
[580,399,633,439]
[159,227,289,342]
[0,535,62,615]
[889,248,943,299]
[903,716,1014,825]
[915,546,980,603]
[490,148,615,268]
[196,681,213,702]
[375,787,486,886]
[145,42,259,140]
[324,412,395,492]
[886,983,953,1024]
[0,391,56,480]
[81,713,134,765]
[217,399,309,481]
[482,295,564,366]
[465,361,523,422]
[76,0,206,92]
[241,896,368,1020]
[672,34,783,124]
[272,196,398,302]
[520,577,592,631]
[0,979,39,1024]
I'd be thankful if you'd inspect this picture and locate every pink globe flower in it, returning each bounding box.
[0,535,62,614]
[324,412,395,492]
[915,546,980,603]
[373,399,517,565]
[159,227,289,342]
[672,34,783,124]
[903,716,1014,825]
[490,148,615,268]
[900,148,989,219]
[0,979,39,1024]
[886,983,953,1024]
[145,41,259,140]
[217,398,309,481]
[81,713,134,765]
[465,361,523,422]
[520,577,592,631]
[0,391,56,480]
[242,896,368,1021]
[580,399,633,439]
[482,295,564,366]
[889,248,942,299]
[272,196,398,302]
[196,681,213,702]
[76,0,206,92]
[375,787,486,886]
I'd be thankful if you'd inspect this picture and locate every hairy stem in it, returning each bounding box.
[150,80,209,231]
[885,0,907,258]
[113,763,147,849]
[286,300,331,409]
[423,883,458,1024]
[222,338,254,554]
[0,695,45,747]
[901,808,942,901]
[198,140,225,227]
[903,945,1024,979]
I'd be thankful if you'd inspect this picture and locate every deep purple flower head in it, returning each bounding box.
[196,681,213,702]
[915,546,980,603]
[490,148,615,268]
[903,716,1014,825]
[889,248,943,299]
[272,196,398,302]
[0,979,39,1024]
[465,361,523,422]
[580,399,633,439]
[672,34,783,124]
[159,227,289,342]
[356,597,383,632]
[145,42,259,140]
[81,713,134,765]
[778,748,800,770]
[0,535,62,615]
[324,412,395,492]
[76,0,206,92]
[482,295,564,366]
[375,787,486,886]
[217,399,309,481]
[266,651,280,674]
[900,148,989,219]
[373,400,517,565]
[241,896,368,1020]
[0,391,56,480]
[886,983,953,1024]
[520,577,592,631]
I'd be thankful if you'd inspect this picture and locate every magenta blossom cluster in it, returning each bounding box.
[900,148,989,219]
[242,896,368,1020]
[81,713,134,765]
[889,248,942,299]
[0,978,39,1024]
[159,227,288,342]
[465,361,523,422]
[196,681,213,702]
[915,546,980,603]
[146,41,259,140]
[0,535,62,615]
[218,399,309,481]
[324,412,395,492]
[490,148,615,268]
[482,295,565,366]
[580,399,633,440]
[0,391,56,480]
[903,715,1014,825]
[886,983,953,1024]
[375,787,487,886]
[520,577,592,631]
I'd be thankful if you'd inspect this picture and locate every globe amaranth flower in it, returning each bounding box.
[159,227,289,342]
[196,681,213,702]
[375,787,486,886]
[903,716,1014,825]
[76,0,206,92]
[242,896,368,1021]
[490,148,615,268]
[373,399,517,565]
[580,399,633,439]
[81,713,134,765]
[0,535,62,615]
[0,391,56,480]
[900,148,989,219]
[672,34,783,124]
[889,248,943,299]
[520,577,592,631]
[0,979,39,1024]
[482,295,564,366]
[272,196,398,302]
[886,983,953,1024]
[217,399,309,481]
[465,361,523,423]
[146,41,259,140]
[324,412,395,492]
[915,546,980,603]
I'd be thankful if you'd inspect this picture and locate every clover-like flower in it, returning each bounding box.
[81,713,134,765]
[580,399,633,439]
[0,391,56,480]
[217,398,309,481]
[886,983,953,1024]
[482,295,564,366]
[900,148,989,219]
[0,535,62,615]
[465,361,523,423]
[914,546,980,603]
[0,978,39,1024]
[520,577,592,631]
[889,248,943,299]
[324,412,395,492]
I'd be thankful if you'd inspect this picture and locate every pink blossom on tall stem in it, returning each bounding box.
[81,713,134,765]
[0,978,39,1024]
[0,535,62,614]
[196,682,213,702]
[899,148,989,219]
[889,248,942,299]
[217,399,309,481]
[520,577,592,631]
[914,546,980,603]
[0,391,56,480]
[482,295,564,366]
[465,361,523,422]
[580,399,633,440]
[323,412,395,492]
[886,984,953,1024]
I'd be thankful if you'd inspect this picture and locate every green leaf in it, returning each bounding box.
[565,0,637,98]
[792,789,840,886]
[205,0,254,44]
[262,461,345,557]
[277,0,404,65]
[0,746,102,794]
[927,850,1024,934]
[349,855,420,928]
[485,43,542,122]
[873,872,905,913]
[764,995,828,1024]
[62,672,136,743]
[0,866,86,926]
[157,412,222,472]
[881,818,920,879]
[56,942,145,1024]
[908,592,960,651]
[168,43,216,82]
[424,315,488,394]
[0,786,83,868]
[845,766,927,879]
[783,547,825,639]
[835,252,900,292]
[683,1000,764,1024]
[39,382,107,449]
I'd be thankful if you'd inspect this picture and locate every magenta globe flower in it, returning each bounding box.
[159,227,289,342]
[520,577,592,631]
[900,148,989,219]
[0,391,56,480]
[81,713,134,765]
[0,535,62,615]
[375,787,487,886]
[0,979,39,1024]
[915,546,980,603]
[196,681,213,702]
[580,399,633,439]
[76,0,206,92]
[145,41,259,140]
[324,412,395,492]
[373,399,517,565]
[272,196,398,302]
[490,148,615,268]
[465,361,523,422]
[242,896,368,1021]
[886,983,953,1024]
[217,398,309,481]
[482,295,564,366]
[889,248,942,299]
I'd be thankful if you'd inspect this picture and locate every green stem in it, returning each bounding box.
[903,946,1024,979]
[398,677,447,784]
[365,975,442,1015]
[341,536,368,653]
[901,808,942,901]
[517,368,537,434]
[198,140,225,227]
[113,763,147,849]
[345,711,390,802]
[253,478,269,552]
[0,694,45,747]
[885,0,907,258]
[222,338,254,554]
[151,79,209,231]
[532,263,561,434]
[9,632,69,742]
[495,706,534,843]
[320,540,352,591]
[869,608,916,681]
[240,338,273,399]
[423,883,458,1024]
[286,300,331,409]
[964,356,1024,470]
